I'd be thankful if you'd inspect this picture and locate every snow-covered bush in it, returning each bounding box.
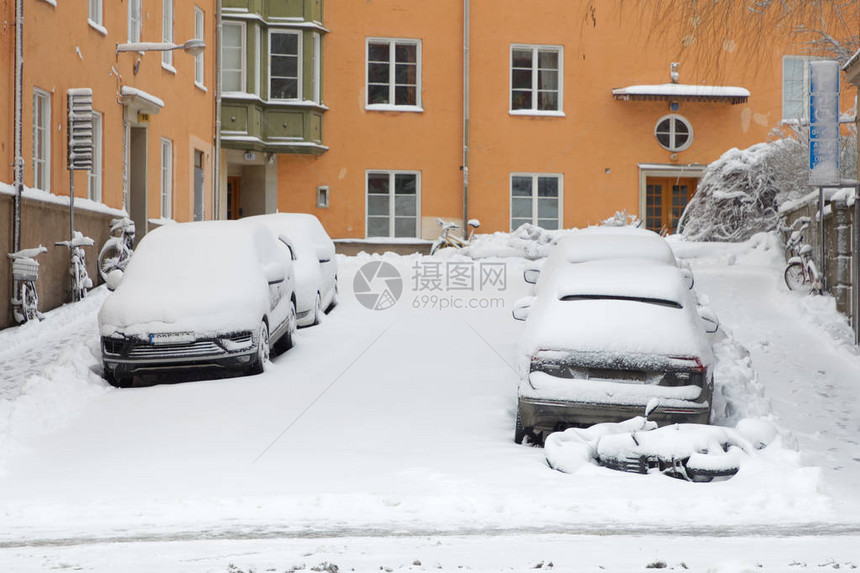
[679,126,857,242]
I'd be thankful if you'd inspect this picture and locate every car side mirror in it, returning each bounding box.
[698,306,720,334]
[105,269,123,291]
[512,296,535,321]
[265,262,287,285]
[681,268,695,290]
[523,268,540,285]
[316,244,335,263]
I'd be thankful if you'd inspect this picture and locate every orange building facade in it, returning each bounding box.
[1,0,217,327]
[270,0,857,239]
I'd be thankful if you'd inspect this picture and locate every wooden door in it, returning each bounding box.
[645,177,698,234]
[227,176,242,220]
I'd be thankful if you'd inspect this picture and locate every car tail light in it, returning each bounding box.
[669,356,706,372]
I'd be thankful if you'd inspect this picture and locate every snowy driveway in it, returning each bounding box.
[1,239,860,570]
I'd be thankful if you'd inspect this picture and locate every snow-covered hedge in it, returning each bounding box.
[679,128,857,242]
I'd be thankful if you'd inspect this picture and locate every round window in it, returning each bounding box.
[654,114,693,152]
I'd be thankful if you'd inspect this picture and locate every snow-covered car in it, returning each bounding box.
[98,221,297,387]
[245,213,337,327]
[512,260,718,444]
[524,227,693,291]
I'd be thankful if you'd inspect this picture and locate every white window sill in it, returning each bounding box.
[509,109,565,117]
[194,82,208,93]
[40,0,57,6]
[88,20,108,35]
[365,104,424,113]
[162,63,177,74]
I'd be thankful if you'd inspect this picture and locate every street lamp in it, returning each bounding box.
[115,38,206,56]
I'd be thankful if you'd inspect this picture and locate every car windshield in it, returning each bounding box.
[558,294,683,309]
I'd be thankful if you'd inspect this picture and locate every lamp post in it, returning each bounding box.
[115,39,206,56]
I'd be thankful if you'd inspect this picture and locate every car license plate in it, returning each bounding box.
[149,332,195,345]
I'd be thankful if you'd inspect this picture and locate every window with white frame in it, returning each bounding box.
[128,0,141,42]
[194,7,205,87]
[510,174,562,230]
[270,31,301,100]
[511,45,562,113]
[316,185,329,208]
[783,55,815,121]
[88,0,102,28]
[654,114,693,152]
[366,171,420,238]
[161,139,173,219]
[221,22,245,93]
[32,89,51,192]
[366,39,421,109]
[87,111,103,202]
[312,32,321,104]
[162,0,174,68]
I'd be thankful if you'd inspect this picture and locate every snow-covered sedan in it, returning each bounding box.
[246,213,337,326]
[512,260,718,444]
[98,221,297,387]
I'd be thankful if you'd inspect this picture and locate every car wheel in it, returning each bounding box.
[275,301,298,353]
[514,410,529,445]
[249,321,269,375]
[328,278,339,311]
[312,293,324,325]
[104,366,132,388]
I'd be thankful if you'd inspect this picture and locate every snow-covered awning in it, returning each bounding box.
[612,83,750,104]
[120,86,164,115]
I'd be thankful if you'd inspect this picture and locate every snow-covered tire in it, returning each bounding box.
[104,366,132,388]
[20,282,39,323]
[312,293,324,325]
[98,239,125,282]
[784,262,812,293]
[248,321,270,375]
[514,411,527,445]
[430,240,446,256]
[274,301,298,353]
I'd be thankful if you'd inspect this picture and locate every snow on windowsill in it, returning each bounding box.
[0,181,127,218]
[87,20,108,36]
[778,187,858,214]
[147,217,177,227]
[161,63,177,75]
[365,104,424,113]
[335,238,434,244]
[509,109,565,118]
[195,82,208,93]
[40,0,57,6]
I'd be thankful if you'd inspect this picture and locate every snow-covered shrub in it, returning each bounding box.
[679,126,857,242]
[600,210,641,228]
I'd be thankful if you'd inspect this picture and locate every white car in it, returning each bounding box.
[246,213,337,327]
[512,260,718,444]
[99,221,297,387]
[524,227,693,292]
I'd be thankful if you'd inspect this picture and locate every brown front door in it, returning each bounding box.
[227,176,242,220]
[645,177,698,234]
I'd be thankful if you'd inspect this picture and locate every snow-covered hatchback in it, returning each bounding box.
[513,260,717,444]
[98,221,297,387]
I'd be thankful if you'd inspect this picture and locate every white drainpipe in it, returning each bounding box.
[12,0,24,253]
[462,0,470,232]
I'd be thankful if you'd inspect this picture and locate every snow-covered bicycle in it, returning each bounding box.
[98,217,136,282]
[781,217,821,294]
[430,218,480,255]
[56,231,95,302]
[7,245,48,324]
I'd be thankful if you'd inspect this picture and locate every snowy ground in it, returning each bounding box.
[1,235,859,571]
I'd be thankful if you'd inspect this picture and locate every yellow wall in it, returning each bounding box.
[275,0,857,238]
[2,0,216,225]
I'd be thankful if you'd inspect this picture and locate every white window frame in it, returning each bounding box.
[365,170,421,238]
[783,55,815,122]
[316,185,329,208]
[221,21,246,94]
[32,88,51,192]
[254,29,262,96]
[87,111,103,202]
[510,44,564,116]
[509,173,563,231]
[269,30,302,101]
[194,7,205,89]
[654,114,694,152]
[312,32,321,104]
[88,0,104,32]
[365,38,422,111]
[161,138,174,219]
[162,0,175,70]
[128,0,142,43]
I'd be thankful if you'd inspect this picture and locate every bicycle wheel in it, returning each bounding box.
[72,259,87,301]
[784,262,812,294]
[20,281,39,322]
[98,240,125,282]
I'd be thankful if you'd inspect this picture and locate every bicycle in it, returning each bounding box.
[56,231,95,302]
[7,245,48,324]
[98,217,136,282]
[430,218,480,255]
[781,216,822,294]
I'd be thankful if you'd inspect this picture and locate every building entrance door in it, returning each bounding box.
[645,176,698,234]
[227,176,242,219]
